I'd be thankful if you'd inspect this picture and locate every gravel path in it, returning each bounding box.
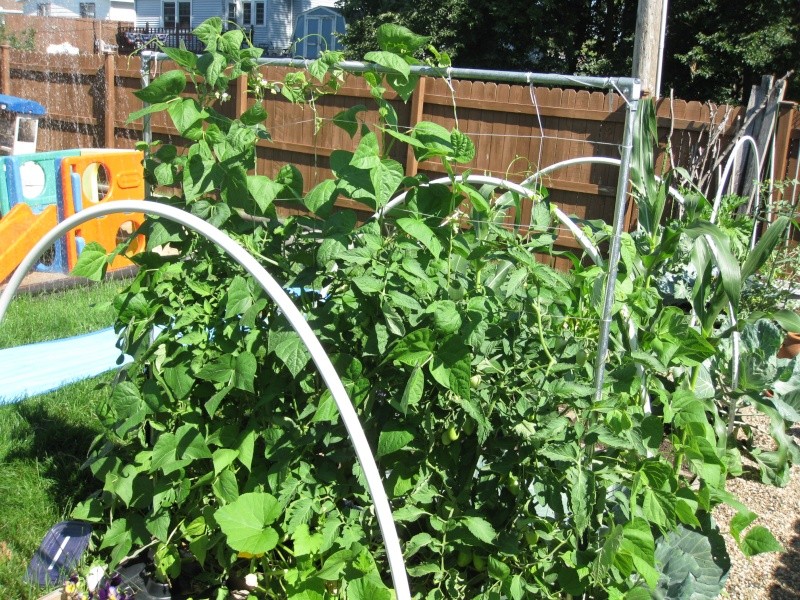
[716,419,800,599]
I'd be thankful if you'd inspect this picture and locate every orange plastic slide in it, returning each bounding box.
[0,203,58,282]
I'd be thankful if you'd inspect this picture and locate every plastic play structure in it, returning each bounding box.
[0,148,145,282]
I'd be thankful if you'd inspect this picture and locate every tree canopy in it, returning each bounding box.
[335,0,799,103]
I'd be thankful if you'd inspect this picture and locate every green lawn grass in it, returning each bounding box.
[0,281,124,599]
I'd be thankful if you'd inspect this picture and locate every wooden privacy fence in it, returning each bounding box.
[1,48,797,263]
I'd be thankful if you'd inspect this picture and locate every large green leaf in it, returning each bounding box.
[215,492,282,554]
[370,158,404,209]
[376,23,429,55]
[134,70,186,104]
[377,427,415,458]
[167,98,207,140]
[71,241,108,281]
[461,516,496,544]
[741,216,790,280]
[363,50,410,81]
[654,525,729,599]
[397,217,443,257]
[739,526,784,557]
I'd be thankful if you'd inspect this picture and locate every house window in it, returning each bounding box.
[227,2,236,22]
[37,3,50,16]
[79,2,95,18]
[164,1,190,28]
[242,1,265,26]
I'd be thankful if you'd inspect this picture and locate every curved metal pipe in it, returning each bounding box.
[710,135,760,223]
[523,155,688,207]
[0,201,412,600]
[375,174,604,266]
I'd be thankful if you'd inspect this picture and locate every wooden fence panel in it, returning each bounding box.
[8,50,104,150]
[5,50,798,253]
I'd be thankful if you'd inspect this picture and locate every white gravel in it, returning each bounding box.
[716,419,800,599]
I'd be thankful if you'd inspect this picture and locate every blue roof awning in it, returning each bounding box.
[0,94,45,116]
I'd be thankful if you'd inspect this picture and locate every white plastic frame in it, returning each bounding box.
[0,200,412,600]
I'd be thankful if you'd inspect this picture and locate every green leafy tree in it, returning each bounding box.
[336,0,799,103]
[335,0,476,62]
[663,0,800,103]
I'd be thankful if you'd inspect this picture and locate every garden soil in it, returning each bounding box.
[717,416,800,599]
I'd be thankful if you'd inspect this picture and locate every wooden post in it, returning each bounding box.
[235,74,248,116]
[632,0,665,97]
[771,101,798,208]
[0,44,10,95]
[737,75,787,198]
[405,76,427,176]
[104,51,116,149]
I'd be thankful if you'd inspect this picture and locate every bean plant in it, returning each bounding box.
[72,19,800,600]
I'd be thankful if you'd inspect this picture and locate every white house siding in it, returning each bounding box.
[22,0,77,17]
[22,0,134,18]
[134,0,218,28]
[128,0,342,55]
[109,0,135,21]
[191,0,220,28]
[265,0,292,51]
[134,0,161,27]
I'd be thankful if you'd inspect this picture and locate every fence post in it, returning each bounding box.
[773,101,797,182]
[405,76,427,176]
[0,45,9,95]
[235,74,248,117]
[104,50,117,148]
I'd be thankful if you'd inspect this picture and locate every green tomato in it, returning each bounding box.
[447,425,460,442]
[506,474,521,496]
[575,349,588,366]
[472,553,487,572]
[456,549,472,567]
[469,374,482,388]
[524,529,539,546]
[441,431,452,445]
[462,419,476,436]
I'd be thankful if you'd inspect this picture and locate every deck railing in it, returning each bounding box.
[116,25,255,54]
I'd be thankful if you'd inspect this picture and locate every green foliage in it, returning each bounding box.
[667,0,800,102]
[0,24,35,52]
[74,22,796,600]
[653,524,729,599]
[337,0,800,103]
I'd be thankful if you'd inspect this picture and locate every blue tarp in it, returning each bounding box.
[0,327,130,404]
[0,94,46,116]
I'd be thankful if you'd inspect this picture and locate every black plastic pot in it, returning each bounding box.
[117,562,172,600]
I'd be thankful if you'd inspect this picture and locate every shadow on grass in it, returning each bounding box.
[4,398,103,506]
[770,518,800,598]
[0,383,109,599]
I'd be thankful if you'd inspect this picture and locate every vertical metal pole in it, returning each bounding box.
[591,82,642,406]
[140,51,153,197]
